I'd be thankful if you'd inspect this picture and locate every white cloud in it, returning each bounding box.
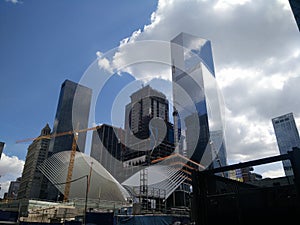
[214,0,251,11]
[261,166,285,178]
[0,153,24,198]
[5,0,22,4]
[95,0,299,178]
[276,0,292,11]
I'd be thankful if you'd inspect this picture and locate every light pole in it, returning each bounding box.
[83,162,93,225]
[83,175,88,225]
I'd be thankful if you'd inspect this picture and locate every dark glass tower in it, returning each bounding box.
[0,141,4,159]
[90,124,125,182]
[272,112,300,176]
[289,0,300,31]
[48,79,92,154]
[171,32,227,170]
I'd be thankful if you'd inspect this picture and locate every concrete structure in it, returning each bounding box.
[17,124,51,200]
[171,32,227,170]
[21,201,80,223]
[124,85,174,165]
[272,112,300,176]
[48,79,92,154]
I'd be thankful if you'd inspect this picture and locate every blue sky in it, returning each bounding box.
[0,0,157,159]
[1,0,300,197]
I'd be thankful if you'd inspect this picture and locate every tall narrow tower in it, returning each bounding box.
[18,124,51,200]
[272,112,300,176]
[48,79,92,154]
[171,32,227,170]
[0,141,4,159]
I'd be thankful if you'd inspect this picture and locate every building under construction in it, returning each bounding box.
[123,85,175,166]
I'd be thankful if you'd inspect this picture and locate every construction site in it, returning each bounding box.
[1,147,300,225]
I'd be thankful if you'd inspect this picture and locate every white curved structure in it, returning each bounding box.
[122,164,189,199]
[39,151,130,202]
[122,153,203,199]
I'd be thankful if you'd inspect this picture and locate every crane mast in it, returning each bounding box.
[63,131,78,202]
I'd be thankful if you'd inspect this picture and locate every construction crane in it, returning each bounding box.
[16,125,99,202]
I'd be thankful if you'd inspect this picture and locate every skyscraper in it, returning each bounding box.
[48,79,92,154]
[272,112,300,176]
[7,177,21,200]
[124,85,174,165]
[171,32,227,170]
[0,141,4,159]
[18,124,51,200]
[90,124,125,182]
[289,0,300,31]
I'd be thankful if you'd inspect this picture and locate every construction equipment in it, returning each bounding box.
[16,126,99,202]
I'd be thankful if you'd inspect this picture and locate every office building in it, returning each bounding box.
[7,177,21,200]
[0,141,4,159]
[171,32,227,169]
[272,112,300,176]
[90,124,125,182]
[289,0,300,31]
[48,79,92,154]
[18,124,51,200]
[124,85,175,165]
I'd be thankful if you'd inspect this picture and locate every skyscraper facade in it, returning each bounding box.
[48,79,92,154]
[272,112,300,176]
[18,124,51,200]
[0,141,4,159]
[7,177,21,200]
[90,124,125,182]
[124,85,174,165]
[171,32,227,170]
[289,0,300,31]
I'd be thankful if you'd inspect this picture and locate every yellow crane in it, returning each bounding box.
[16,126,99,202]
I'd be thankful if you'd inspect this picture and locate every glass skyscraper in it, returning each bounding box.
[0,141,4,159]
[48,79,92,154]
[272,112,300,176]
[171,32,227,170]
[90,124,125,182]
[46,79,92,201]
[289,0,300,31]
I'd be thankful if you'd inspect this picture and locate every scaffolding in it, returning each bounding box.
[135,168,166,214]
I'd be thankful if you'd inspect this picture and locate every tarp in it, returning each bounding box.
[117,215,189,225]
[86,212,114,225]
[0,210,18,222]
